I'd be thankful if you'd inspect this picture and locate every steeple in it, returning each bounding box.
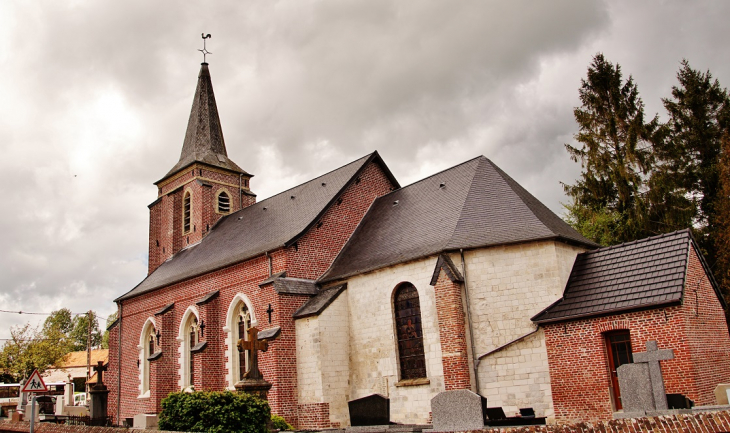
[160,63,249,182]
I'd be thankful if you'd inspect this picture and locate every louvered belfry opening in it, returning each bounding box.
[218,191,231,213]
[183,192,191,233]
[394,283,427,380]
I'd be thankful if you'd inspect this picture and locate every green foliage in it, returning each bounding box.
[70,311,103,351]
[563,53,658,245]
[158,390,271,433]
[271,414,294,431]
[0,323,70,381]
[714,134,730,302]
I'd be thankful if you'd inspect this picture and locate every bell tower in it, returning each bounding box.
[147,62,255,274]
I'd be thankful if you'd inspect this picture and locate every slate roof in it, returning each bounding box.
[320,156,597,282]
[532,229,715,324]
[159,63,249,182]
[293,284,347,319]
[117,153,395,301]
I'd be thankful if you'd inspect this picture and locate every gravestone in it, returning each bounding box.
[235,326,281,400]
[427,390,485,432]
[714,384,730,405]
[348,394,389,426]
[617,363,654,413]
[616,340,674,414]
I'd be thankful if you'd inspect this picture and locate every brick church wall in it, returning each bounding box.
[432,270,471,391]
[286,161,396,280]
[543,243,730,423]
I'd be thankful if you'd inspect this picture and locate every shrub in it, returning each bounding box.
[158,390,270,433]
[271,414,294,431]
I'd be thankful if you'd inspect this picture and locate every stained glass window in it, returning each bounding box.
[394,283,426,380]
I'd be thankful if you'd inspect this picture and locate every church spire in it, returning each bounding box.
[160,63,249,181]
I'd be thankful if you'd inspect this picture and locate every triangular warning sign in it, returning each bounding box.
[21,370,48,393]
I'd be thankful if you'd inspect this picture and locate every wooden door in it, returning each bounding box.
[605,331,633,410]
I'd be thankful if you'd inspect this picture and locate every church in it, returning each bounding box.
[106,62,730,428]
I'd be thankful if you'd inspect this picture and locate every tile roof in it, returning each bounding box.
[159,63,249,182]
[320,156,597,282]
[532,230,699,324]
[117,153,393,301]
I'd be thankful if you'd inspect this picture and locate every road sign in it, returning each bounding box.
[21,370,48,393]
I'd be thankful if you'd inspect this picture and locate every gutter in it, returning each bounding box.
[478,327,540,360]
[460,249,480,395]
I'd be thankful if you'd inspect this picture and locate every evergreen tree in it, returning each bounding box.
[563,54,659,245]
[659,60,730,261]
[714,133,730,303]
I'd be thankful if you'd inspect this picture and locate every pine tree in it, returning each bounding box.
[714,133,730,304]
[563,54,659,245]
[659,60,730,259]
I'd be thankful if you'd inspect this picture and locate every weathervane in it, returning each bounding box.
[199,33,212,63]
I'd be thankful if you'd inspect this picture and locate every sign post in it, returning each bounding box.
[21,370,47,433]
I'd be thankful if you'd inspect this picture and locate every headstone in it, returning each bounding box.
[714,384,730,405]
[632,341,674,410]
[427,390,485,432]
[133,413,158,429]
[348,394,390,426]
[617,363,654,414]
[666,393,692,409]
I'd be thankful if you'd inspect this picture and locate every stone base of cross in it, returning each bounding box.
[235,326,279,400]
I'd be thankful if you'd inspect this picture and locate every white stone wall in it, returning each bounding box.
[295,292,351,425]
[463,240,584,418]
[345,258,445,425]
[296,240,584,426]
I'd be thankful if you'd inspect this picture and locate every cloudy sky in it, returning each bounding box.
[1,1,729,341]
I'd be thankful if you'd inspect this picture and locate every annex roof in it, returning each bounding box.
[320,156,597,282]
[532,229,722,324]
[158,63,249,183]
[117,152,396,301]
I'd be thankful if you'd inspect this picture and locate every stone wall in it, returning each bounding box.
[464,241,584,418]
[295,292,350,428]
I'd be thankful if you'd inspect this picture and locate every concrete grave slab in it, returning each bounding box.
[426,389,485,432]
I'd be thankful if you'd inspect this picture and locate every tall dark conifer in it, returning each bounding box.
[658,60,730,262]
[563,54,658,245]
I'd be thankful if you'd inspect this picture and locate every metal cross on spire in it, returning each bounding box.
[199,33,212,63]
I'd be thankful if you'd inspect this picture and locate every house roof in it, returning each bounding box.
[57,349,109,368]
[117,152,396,301]
[158,63,249,183]
[320,156,597,282]
[532,229,720,324]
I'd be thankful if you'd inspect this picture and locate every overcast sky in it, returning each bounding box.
[1,1,729,341]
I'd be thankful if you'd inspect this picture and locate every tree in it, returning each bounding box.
[714,133,730,303]
[70,311,103,351]
[0,324,69,381]
[563,53,659,245]
[659,60,730,261]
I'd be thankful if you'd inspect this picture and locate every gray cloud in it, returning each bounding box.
[1,1,730,339]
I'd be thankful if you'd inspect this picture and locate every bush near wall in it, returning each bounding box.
[158,390,270,433]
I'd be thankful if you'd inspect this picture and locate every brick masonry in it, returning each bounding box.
[108,159,395,429]
[543,243,730,423]
[8,411,730,432]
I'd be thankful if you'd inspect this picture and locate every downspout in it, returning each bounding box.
[461,249,480,395]
[265,251,272,277]
[117,301,122,425]
[239,174,243,210]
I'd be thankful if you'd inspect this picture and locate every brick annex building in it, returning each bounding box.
[106,63,730,427]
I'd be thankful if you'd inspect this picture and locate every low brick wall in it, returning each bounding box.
[4,411,730,432]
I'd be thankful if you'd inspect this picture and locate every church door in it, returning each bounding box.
[605,331,633,410]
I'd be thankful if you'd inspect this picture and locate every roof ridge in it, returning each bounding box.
[579,229,691,256]
[445,157,486,248]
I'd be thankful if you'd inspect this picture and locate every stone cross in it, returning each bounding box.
[633,340,674,410]
[237,327,268,381]
[93,361,107,386]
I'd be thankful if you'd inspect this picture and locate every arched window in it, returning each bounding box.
[394,283,427,380]
[178,308,199,390]
[237,304,252,380]
[183,191,192,233]
[217,190,231,214]
[138,319,157,397]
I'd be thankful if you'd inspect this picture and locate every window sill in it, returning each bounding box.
[395,378,430,387]
[137,391,150,400]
